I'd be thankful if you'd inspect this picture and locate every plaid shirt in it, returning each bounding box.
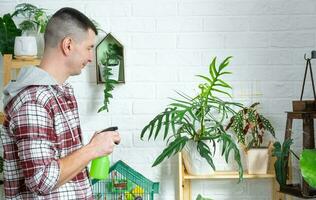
[1,84,93,199]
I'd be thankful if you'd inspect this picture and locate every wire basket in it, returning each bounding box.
[92,160,159,200]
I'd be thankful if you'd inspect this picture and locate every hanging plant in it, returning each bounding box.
[96,33,124,113]
[97,43,122,112]
[97,59,118,113]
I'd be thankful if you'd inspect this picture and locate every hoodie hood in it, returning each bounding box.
[3,66,58,108]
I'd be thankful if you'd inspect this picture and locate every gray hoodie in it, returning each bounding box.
[3,66,76,141]
[3,66,58,108]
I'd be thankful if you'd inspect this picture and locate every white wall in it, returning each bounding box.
[1,0,316,199]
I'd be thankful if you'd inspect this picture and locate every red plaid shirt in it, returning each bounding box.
[1,84,93,199]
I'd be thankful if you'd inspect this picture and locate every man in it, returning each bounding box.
[1,7,121,199]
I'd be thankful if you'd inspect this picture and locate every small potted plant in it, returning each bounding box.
[12,3,49,57]
[141,56,244,179]
[272,138,294,186]
[100,43,123,82]
[226,102,275,174]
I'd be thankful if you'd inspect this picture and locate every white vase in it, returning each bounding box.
[98,61,120,82]
[246,148,269,174]
[109,61,120,81]
[181,140,214,175]
[14,36,37,56]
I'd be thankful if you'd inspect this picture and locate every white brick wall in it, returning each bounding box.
[1,0,316,199]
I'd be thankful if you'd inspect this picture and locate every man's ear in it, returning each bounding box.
[61,36,73,56]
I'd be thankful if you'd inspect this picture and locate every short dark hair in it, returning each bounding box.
[44,7,98,47]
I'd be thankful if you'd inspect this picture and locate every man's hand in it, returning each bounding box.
[88,130,121,158]
[56,130,120,188]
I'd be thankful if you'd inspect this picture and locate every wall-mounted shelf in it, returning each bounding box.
[178,152,288,200]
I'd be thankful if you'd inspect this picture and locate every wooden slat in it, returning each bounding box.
[11,59,41,69]
[3,54,41,86]
[3,54,12,86]
[183,171,275,180]
[0,112,4,124]
[178,153,183,200]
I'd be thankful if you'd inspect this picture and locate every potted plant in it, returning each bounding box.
[272,138,294,186]
[12,3,49,57]
[100,43,123,82]
[273,139,316,195]
[226,102,275,174]
[141,56,244,179]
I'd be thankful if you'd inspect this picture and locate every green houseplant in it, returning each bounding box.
[12,3,49,34]
[0,13,22,55]
[272,138,294,186]
[273,139,316,190]
[97,42,123,113]
[141,56,244,179]
[12,3,49,57]
[226,102,275,174]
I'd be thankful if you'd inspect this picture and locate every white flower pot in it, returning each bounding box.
[98,61,120,82]
[246,148,269,174]
[181,140,214,175]
[108,61,120,81]
[14,36,37,56]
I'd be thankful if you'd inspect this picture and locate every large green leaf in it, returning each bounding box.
[272,139,293,186]
[209,57,217,80]
[152,136,189,167]
[197,141,216,170]
[217,132,243,181]
[300,149,316,188]
[98,66,118,112]
[0,14,22,55]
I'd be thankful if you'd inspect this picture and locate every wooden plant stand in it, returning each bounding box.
[178,152,286,200]
[281,111,316,198]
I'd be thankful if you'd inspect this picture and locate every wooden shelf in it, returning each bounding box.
[178,152,287,200]
[3,54,41,86]
[9,58,41,69]
[183,170,275,180]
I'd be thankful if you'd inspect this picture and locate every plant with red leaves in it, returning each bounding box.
[226,102,275,150]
